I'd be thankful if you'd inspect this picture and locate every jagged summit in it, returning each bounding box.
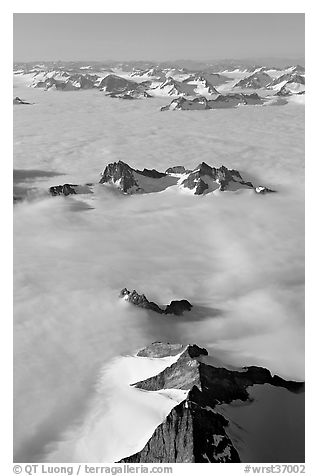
[119,288,193,316]
[99,74,150,97]
[180,162,256,194]
[45,160,275,201]
[234,71,272,89]
[161,92,263,111]
[99,160,275,196]
[133,342,304,397]
[116,341,304,463]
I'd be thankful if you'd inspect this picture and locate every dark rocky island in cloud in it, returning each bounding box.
[13,96,31,105]
[99,160,275,195]
[119,288,193,316]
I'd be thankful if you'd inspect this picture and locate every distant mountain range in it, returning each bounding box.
[13,60,305,110]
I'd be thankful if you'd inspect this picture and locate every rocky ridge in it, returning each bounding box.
[234,71,273,89]
[161,93,263,111]
[99,160,275,196]
[18,160,274,204]
[119,288,193,316]
[117,342,304,463]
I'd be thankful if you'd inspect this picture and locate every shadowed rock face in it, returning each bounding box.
[161,96,209,111]
[119,288,193,316]
[99,160,275,196]
[49,184,77,196]
[165,166,191,174]
[270,73,305,88]
[234,71,272,89]
[119,397,240,463]
[49,184,93,197]
[135,168,167,179]
[117,342,304,463]
[133,344,304,399]
[13,96,31,105]
[165,300,193,316]
[276,87,292,97]
[119,288,164,314]
[99,161,139,193]
[99,74,150,96]
[181,162,254,195]
[161,93,263,111]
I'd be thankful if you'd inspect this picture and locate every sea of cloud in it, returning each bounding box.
[13,77,304,461]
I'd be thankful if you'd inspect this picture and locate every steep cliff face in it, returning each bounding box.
[119,397,239,463]
[181,162,255,195]
[99,161,140,193]
[99,160,275,196]
[116,342,304,464]
[234,71,272,89]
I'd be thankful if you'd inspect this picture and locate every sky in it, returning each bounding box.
[13,13,305,63]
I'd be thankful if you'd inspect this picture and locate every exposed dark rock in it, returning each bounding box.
[119,288,163,314]
[99,160,275,196]
[136,342,185,358]
[181,162,254,195]
[13,96,31,105]
[165,166,190,174]
[164,299,193,316]
[119,397,239,463]
[49,183,93,197]
[156,78,199,97]
[118,342,304,463]
[119,288,193,316]
[99,161,178,194]
[133,345,304,400]
[161,96,209,111]
[234,71,272,89]
[241,93,263,105]
[135,168,167,178]
[49,184,77,196]
[276,86,292,97]
[99,74,150,96]
[270,73,305,88]
[183,72,231,87]
[99,161,140,193]
[162,93,263,111]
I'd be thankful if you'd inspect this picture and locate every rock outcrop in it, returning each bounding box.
[31,71,98,91]
[49,184,93,196]
[117,342,304,463]
[165,300,193,316]
[99,161,140,192]
[165,165,191,174]
[234,71,272,89]
[183,72,231,87]
[49,184,77,196]
[119,396,240,463]
[161,93,263,111]
[180,162,254,194]
[99,161,179,194]
[13,96,31,105]
[99,74,150,96]
[119,288,193,316]
[99,160,275,195]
